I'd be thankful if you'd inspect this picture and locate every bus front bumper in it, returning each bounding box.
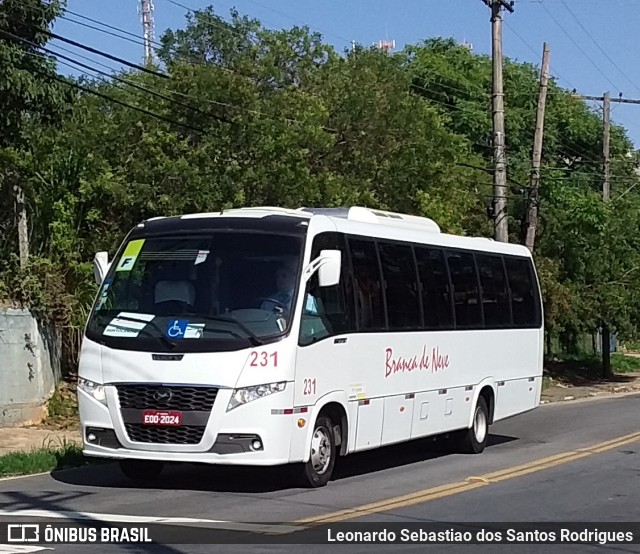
[79,387,307,466]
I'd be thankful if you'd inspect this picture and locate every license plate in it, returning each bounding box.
[142,410,182,426]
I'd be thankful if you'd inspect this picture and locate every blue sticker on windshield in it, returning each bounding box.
[166,319,189,339]
[96,279,112,311]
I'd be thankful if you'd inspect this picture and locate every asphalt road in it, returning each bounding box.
[0,393,639,553]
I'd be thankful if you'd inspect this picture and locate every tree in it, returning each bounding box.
[12,7,640,376]
[0,0,69,268]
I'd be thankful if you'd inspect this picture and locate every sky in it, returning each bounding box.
[52,0,640,146]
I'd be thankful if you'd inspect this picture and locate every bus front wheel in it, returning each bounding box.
[299,415,336,488]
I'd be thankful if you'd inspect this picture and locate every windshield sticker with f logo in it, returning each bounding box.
[116,239,145,272]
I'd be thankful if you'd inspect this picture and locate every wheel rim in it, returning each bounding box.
[474,406,487,444]
[310,425,332,475]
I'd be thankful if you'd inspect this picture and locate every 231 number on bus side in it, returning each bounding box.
[303,378,317,396]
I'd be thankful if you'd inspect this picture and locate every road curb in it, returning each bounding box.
[0,471,51,482]
[541,388,640,407]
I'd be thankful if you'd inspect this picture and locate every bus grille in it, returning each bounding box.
[116,385,218,411]
[124,424,205,445]
[116,384,217,445]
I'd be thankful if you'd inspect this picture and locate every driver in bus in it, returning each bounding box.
[261,259,318,319]
[261,259,298,314]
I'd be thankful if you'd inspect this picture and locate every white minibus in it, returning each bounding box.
[78,206,543,487]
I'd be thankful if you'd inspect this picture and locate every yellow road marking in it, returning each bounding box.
[296,430,640,525]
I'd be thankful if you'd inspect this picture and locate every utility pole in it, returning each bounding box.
[482,0,514,242]
[602,91,611,201]
[140,0,155,66]
[601,91,612,378]
[14,181,28,269]
[524,42,550,253]
[570,91,640,378]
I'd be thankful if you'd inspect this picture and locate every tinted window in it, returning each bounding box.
[379,243,421,330]
[415,247,454,329]
[86,232,305,353]
[349,238,385,331]
[505,257,540,327]
[447,251,483,328]
[299,233,356,346]
[477,254,511,328]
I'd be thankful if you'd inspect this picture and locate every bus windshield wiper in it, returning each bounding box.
[185,314,264,346]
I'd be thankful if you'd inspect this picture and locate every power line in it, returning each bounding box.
[575,94,640,105]
[26,9,500,134]
[48,42,120,74]
[10,15,337,130]
[21,3,635,168]
[19,56,207,134]
[37,3,276,84]
[559,0,640,96]
[43,46,228,123]
[14,18,169,80]
[57,13,151,51]
[62,7,154,45]
[39,3,564,111]
[410,81,615,164]
[53,9,549,106]
[536,1,621,93]
[17,65,640,198]
[52,1,545,104]
[502,20,575,90]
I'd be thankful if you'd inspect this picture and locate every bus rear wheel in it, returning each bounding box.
[119,459,164,484]
[456,396,489,454]
[298,415,336,488]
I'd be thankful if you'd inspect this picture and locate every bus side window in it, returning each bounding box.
[446,250,483,329]
[415,247,454,330]
[348,238,385,331]
[504,257,540,327]
[378,242,421,330]
[299,232,355,346]
[476,254,512,328]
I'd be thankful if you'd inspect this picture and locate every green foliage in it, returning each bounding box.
[0,441,86,478]
[46,383,78,429]
[611,353,640,373]
[1,5,640,376]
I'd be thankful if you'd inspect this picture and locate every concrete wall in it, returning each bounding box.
[0,309,61,427]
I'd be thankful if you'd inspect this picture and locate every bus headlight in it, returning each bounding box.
[227,382,286,412]
[78,378,107,406]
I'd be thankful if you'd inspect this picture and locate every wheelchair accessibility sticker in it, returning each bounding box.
[166,320,205,339]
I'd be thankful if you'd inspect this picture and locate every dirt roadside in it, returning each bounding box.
[541,372,640,404]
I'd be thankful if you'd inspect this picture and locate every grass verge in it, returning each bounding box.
[611,353,640,373]
[0,440,89,478]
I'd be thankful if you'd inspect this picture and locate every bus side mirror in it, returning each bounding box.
[317,249,341,287]
[93,251,110,285]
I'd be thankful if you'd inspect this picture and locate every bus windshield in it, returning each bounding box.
[86,231,305,352]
